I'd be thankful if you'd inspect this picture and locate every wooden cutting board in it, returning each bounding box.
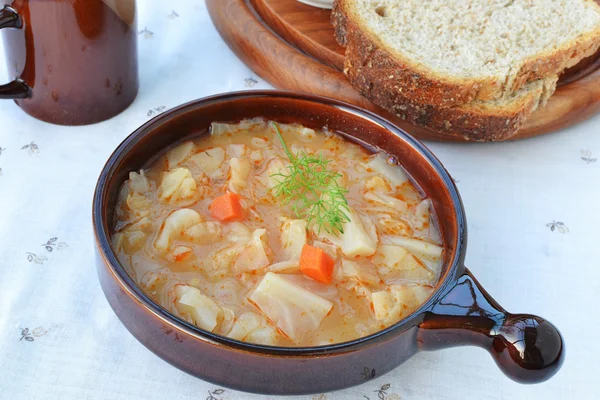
[207,0,600,142]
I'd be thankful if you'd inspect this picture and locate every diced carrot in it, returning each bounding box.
[209,192,244,222]
[300,244,335,284]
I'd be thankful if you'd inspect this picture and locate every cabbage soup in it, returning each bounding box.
[112,118,444,347]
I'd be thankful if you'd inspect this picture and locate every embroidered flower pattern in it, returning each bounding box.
[138,27,154,38]
[21,141,39,155]
[41,237,68,252]
[147,106,166,117]
[364,384,400,400]
[244,77,258,87]
[205,388,225,400]
[581,149,597,164]
[362,366,376,381]
[547,221,569,234]
[20,327,48,342]
[26,253,48,264]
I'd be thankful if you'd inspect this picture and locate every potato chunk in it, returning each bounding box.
[280,218,307,260]
[166,141,195,168]
[175,285,222,332]
[159,168,198,204]
[249,272,333,343]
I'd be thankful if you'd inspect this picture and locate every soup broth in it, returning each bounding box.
[112,118,444,347]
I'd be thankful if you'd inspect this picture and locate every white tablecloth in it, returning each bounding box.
[1,1,598,399]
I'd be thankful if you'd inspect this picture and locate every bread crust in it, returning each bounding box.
[344,51,557,141]
[332,0,600,108]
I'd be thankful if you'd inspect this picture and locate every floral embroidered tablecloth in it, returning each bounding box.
[1,1,598,399]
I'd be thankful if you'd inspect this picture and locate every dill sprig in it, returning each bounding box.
[270,122,351,236]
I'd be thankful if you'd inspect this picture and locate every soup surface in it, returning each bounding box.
[112,119,444,347]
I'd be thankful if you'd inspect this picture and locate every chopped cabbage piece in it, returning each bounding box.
[373,244,433,282]
[210,122,239,136]
[321,208,378,257]
[154,209,220,252]
[181,221,221,244]
[385,236,443,262]
[249,272,333,343]
[249,149,264,163]
[391,285,434,315]
[227,144,247,158]
[246,326,278,345]
[366,153,408,187]
[126,193,152,215]
[251,137,269,148]
[267,260,300,273]
[172,245,193,262]
[233,229,271,273]
[209,245,241,273]
[412,199,431,230]
[227,222,253,243]
[372,291,394,320]
[312,240,337,259]
[166,141,195,168]
[376,215,413,237]
[226,311,279,345]
[159,168,198,204]
[129,170,150,194]
[112,217,153,254]
[228,157,252,192]
[227,311,263,341]
[264,158,289,189]
[297,127,316,141]
[372,285,433,323]
[363,191,408,214]
[175,285,222,332]
[341,260,381,285]
[280,218,307,260]
[191,147,225,177]
[364,176,392,193]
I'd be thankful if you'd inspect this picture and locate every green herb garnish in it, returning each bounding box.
[270,122,351,236]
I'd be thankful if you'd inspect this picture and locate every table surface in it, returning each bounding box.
[1,1,598,399]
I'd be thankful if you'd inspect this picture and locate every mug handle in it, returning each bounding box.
[0,6,30,99]
[417,267,565,384]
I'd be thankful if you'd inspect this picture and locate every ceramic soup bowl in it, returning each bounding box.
[93,91,564,395]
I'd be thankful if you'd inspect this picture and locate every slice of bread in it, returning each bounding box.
[345,49,558,141]
[333,0,600,108]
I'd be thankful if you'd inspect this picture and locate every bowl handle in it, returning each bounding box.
[417,267,564,383]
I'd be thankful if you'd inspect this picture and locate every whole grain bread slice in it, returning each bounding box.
[345,49,558,141]
[333,0,600,108]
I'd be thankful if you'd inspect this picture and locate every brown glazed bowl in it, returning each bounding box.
[93,91,564,395]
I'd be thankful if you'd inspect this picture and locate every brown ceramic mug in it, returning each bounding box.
[93,91,565,394]
[0,0,138,125]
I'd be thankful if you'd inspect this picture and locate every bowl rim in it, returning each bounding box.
[93,90,467,355]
